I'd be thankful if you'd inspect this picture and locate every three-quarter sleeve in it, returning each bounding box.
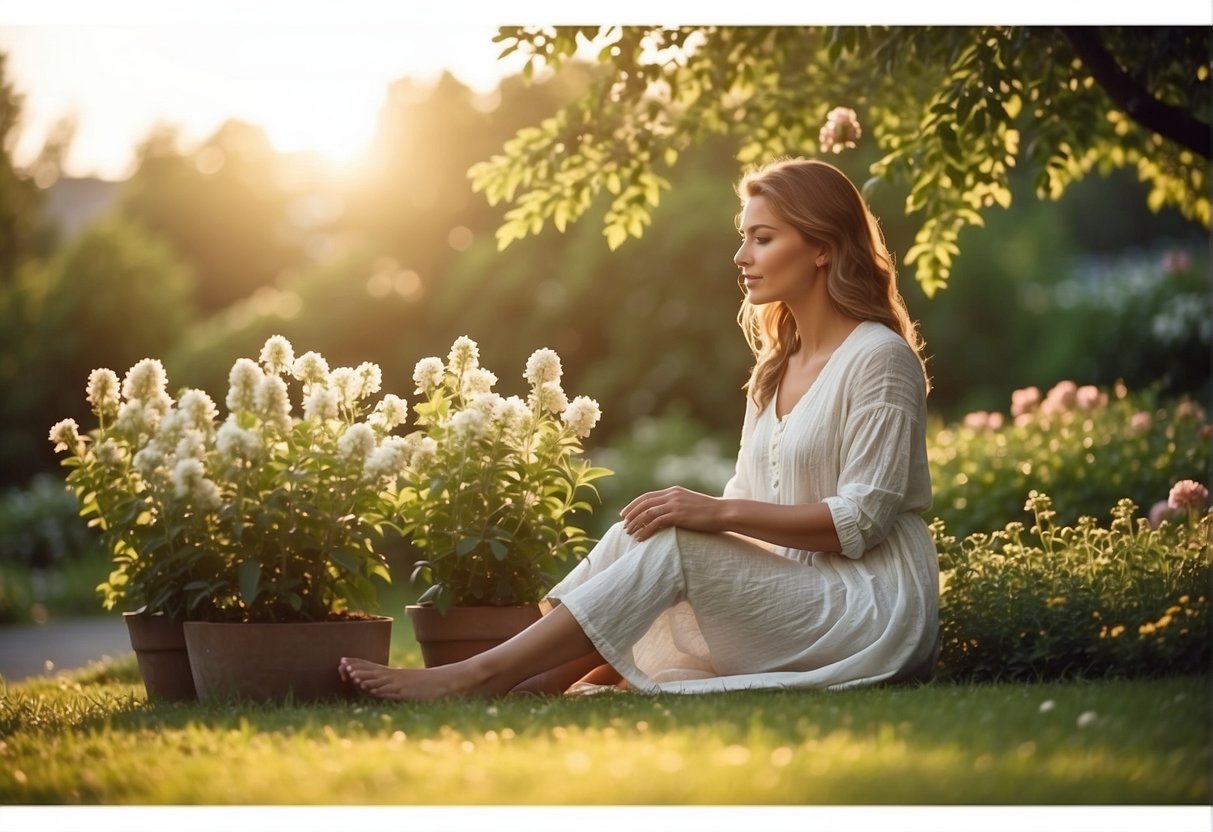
[821,341,929,559]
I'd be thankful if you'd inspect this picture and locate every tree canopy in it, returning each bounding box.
[470,26,1210,295]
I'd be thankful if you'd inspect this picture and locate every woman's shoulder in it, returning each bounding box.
[842,322,927,391]
[846,321,916,363]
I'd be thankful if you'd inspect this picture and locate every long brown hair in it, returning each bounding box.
[736,158,930,410]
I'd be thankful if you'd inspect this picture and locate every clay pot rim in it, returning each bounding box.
[184,614,393,627]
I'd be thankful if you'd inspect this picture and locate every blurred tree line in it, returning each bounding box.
[0,40,1205,491]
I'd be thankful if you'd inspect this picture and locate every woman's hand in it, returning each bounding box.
[620,486,725,542]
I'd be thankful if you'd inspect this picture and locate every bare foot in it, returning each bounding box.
[338,657,497,701]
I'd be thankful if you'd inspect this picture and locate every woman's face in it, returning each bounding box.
[733,194,825,306]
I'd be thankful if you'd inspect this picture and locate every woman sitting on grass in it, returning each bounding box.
[340,158,940,699]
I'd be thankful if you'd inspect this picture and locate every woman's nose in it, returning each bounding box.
[733,244,748,268]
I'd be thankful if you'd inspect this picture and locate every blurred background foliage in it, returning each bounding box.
[0,32,1207,621]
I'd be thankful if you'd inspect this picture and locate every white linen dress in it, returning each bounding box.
[546,320,940,693]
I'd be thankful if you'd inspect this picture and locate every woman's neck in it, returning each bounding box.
[785,286,862,359]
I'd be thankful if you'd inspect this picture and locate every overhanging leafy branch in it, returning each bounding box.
[471,25,1209,295]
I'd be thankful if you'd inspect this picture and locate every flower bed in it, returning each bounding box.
[934,490,1210,682]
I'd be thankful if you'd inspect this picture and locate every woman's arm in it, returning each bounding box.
[620,487,843,552]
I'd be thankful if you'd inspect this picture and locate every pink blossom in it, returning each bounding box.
[819,107,862,153]
[1011,386,1041,418]
[1162,249,1192,273]
[1168,479,1209,511]
[1175,400,1207,422]
[964,411,990,430]
[1130,411,1152,432]
[1075,385,1105,411]
[1148,500,1177,529]
[1200,425,1213,441]
[963,410,1006,431]
[1044,380,1078,412]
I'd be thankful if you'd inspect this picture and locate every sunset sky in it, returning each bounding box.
[0,1,1205,181]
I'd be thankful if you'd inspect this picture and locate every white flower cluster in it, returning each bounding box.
[133,446,167,483]
[256,375,293,433]
[532,380,568,415]
[413,357,445,396]
[494,395,531,434]
[338,423,376,464]
[524,348,562,386]
[447,335,480,374]
[259,334,295,376]
[363,435,410,482]
[227,358,264,413]
[327,362,384,411]
[216,419,261,461]
[122,358,168,403]
[370,394,410,433]
[111,358,173,441]
[450,408,487,443]
[86,369,121,420]
[561,396,602,439]
[402,432,439,472]
[178,389,219,432]
[304,385,339,421]
[171,457,221,511]
[292,350,331,388]
[462,367,498,398]
[48,418,81,452]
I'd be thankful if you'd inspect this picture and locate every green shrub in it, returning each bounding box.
[928,382,1209,539]
[934,491,1210,682]
[0,474,101,570]
[0,563,33,624]
[0,557,114,624]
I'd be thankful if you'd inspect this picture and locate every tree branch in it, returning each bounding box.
[1061,26,1210,159]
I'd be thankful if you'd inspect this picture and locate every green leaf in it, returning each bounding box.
[331,549,361,576]
[238,559,261,607]
[604,223,628,250]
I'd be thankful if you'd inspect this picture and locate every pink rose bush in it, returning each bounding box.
[930,380,1210,538]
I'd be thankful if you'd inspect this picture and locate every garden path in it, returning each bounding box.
[0,616,129,684]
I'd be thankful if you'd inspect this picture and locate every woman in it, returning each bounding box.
[340,158,939,699]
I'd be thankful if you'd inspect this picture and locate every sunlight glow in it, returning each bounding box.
[0,23,519,179]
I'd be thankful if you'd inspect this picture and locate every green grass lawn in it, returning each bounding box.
[0,620,1207,807]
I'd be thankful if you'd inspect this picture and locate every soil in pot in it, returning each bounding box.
[123,611,197,702]
[184,614,392,703]
[406,603,541,667]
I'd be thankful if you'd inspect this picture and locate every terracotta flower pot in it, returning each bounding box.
[407,603,541,667]
[123,611,197,702]
[183,616,392,703]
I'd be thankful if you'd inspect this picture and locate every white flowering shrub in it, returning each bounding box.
[390,337,612,611]
[49,337,408,622]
